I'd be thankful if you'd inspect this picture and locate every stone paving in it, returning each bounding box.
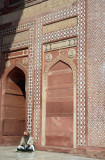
[0,147,101,160]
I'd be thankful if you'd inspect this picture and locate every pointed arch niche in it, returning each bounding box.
[42,55,77,149]
[1,64,27,145]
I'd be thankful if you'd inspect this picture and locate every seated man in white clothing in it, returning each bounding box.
[17,131,35,152]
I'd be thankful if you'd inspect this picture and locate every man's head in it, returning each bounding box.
[24,131,27,136]
[23,131,29,139]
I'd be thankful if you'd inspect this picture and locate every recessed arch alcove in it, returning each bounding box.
[2,66,26,145]
[42,55,77,149]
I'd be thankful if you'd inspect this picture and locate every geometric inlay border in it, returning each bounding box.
[77,0,86,146]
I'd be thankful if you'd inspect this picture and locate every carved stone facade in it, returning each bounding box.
[0,0,104,158]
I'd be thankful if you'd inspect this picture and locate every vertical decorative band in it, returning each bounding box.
[33,18,43,142]
[27,23,35,133]
[77,0,86,146]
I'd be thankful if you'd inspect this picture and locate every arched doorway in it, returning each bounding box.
[45,61,73,148]
[2,67,26,145]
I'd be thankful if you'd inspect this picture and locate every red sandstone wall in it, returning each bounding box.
[0,0,104,155]
[87,0,105,148]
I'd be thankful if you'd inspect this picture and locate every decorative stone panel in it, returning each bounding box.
[43,38,77,52]
[34,0,86,147]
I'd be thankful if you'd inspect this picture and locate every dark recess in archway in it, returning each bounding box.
[8,67,26,98]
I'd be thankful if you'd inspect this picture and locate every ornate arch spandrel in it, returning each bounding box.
[42,54,77,148]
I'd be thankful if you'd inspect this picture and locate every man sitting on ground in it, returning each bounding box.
[17,131,35,152]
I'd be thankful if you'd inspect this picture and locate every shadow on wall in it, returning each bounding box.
[0,0,25,145]
[0,0,25,77]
